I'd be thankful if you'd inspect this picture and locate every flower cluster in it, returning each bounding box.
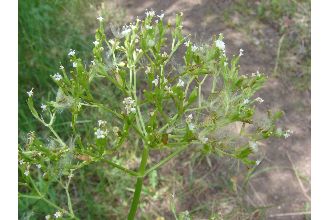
[145,9,155,17]
[94,120,109,139]
[283,129,293,138]
[52,72,62,81]
[123,97,136,114]
[215,39,225,51]
[121,25,132,36]
[68,49,75,56]
[185,114,195,131]
[27,88,34,97]
[255,97,264,103]
[177,79,185,87]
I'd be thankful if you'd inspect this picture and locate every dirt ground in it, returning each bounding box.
[111,0,311,219]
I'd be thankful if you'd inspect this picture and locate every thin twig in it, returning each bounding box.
[273,34,286,77]
[269,211,311,217]
[286,151,311,201]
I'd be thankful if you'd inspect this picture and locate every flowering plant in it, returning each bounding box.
[19,10,291,219]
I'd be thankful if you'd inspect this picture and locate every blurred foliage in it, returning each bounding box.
[18,1,126,218]
[18,0,124,137]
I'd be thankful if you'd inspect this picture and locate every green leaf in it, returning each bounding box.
[149,170,158,189]
[186,87,198,107]
[27,97,41,122]
[235,146,252,160]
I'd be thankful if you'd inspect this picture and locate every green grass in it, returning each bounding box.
[18,0,125,138]
[18,1,126,218]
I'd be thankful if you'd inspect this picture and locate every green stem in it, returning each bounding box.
[106,160,140,177]
[143,146,187,177]
[127,147,149,220]
[65,172,75,217]
[47,125,66,147]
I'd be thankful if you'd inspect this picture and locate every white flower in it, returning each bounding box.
[93,40,99,46]
[53,72,62,81]
[255,97,264,103]
[24,170,29,176]
[177,79,184,87]
[199,136,208,144]
[152,78,159,86]
[98,120,107,127]
[41,104,47,111]
[224,62,228,67]
[59,65,64,70]
[161,52,168,57]
[249,141,258,152]
[186,114,193,123]
[121,25,132,36]
[36,164,41,169]
[188,123,195,131]
[145,25,152,30]
[68,173,74,178]
[109,39,115,45]
[68,49,75,56]
[73,62,77,68]
[243,99,250,105]
[184,41,191,47]
[256,160,261,166]
[130,107,136,114]
[123,97,136,114]
[123,97,135,105]
[215,39,225,51]
[131,23,138,30]
[19,159,25,165]
[54,211,62,218]
[27,88,34,97]
[145,10,155,17]
[251,72,256,77]
[157,13,164,19]
[95,128,107,139]
[45,215,51,220]
[165,85,173,94]
[256,70,261,77]
[113,126,120,136]
[91,60,95,65]
[239,48,244,56]
[191,45,198,52]
[284,129,293,139]
[97,16,104,21]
